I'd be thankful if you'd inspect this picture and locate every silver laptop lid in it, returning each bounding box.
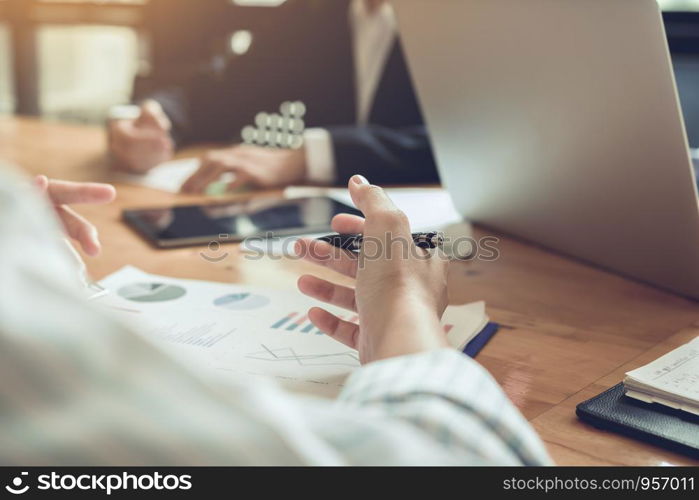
[395,0,699,299]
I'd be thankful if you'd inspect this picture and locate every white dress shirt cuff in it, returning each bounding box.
[107,104,141,121]
[303,128,336,184]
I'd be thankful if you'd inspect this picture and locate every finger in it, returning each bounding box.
[109,119,133,142]
[226,168,253,191]
[117,125,170,147]
[347,175,411,238]
[297,275,357,311]
[181,162,226,193]
[136,100,171,131]
[111,122,169,155]
[331,213,365,234]
[348,175,398,216]
[33,175,49,193]
[46,180,116,206]
[109,122,140,167]
[112,120,156,143]
[55,205,101,256]
[295,238,358,278]
[111,136,171,173]
[308,307,359,350]
[223,155,264,190]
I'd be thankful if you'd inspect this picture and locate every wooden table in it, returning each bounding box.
[2,117,698,466]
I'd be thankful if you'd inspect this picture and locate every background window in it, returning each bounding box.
[0,23,14,114]
[37,25,139,123]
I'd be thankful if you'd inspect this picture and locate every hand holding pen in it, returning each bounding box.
[295,175,450,363]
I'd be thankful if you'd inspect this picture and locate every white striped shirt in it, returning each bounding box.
[0,166,551,465]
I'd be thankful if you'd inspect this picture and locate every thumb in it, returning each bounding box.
[348,174,399,217]
[347,175,411,238]
[136,100,171,131]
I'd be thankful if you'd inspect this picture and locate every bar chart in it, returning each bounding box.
[270,311,360,335]
[270,312,454,336]
[270,312,320,334]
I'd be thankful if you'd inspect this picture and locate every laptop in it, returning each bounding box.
[394,0,699,300]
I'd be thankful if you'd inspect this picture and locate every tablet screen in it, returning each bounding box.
[123,197,361,247]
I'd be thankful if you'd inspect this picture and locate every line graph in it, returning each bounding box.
[245,344,360,368]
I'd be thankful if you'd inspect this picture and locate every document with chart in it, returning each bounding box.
[96,266,488,397]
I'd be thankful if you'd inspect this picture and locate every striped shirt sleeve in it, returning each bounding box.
[336,349,553,465]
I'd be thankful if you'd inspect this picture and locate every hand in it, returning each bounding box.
[34,175,116,256]
[108,100,174,173]
[296,175,450,364]
[181,145,306,193]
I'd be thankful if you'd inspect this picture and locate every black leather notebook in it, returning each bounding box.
[576,383,699,459]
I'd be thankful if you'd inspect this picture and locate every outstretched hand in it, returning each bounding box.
[296,175,450,364]
[35,175,116,256]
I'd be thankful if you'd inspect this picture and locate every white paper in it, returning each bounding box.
[443,301,488,350]
[286,186,463,231]
[96,266,488,398]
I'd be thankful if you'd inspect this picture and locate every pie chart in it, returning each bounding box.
[213,293,270,310]
[118,283,186,303]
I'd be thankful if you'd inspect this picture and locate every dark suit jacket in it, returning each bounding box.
[142,0,439,185]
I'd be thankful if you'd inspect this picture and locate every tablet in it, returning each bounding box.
[123,196,361,248]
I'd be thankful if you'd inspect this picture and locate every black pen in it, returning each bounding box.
[318,232,444,252]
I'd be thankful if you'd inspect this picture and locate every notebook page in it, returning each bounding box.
[625,337,699,405]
